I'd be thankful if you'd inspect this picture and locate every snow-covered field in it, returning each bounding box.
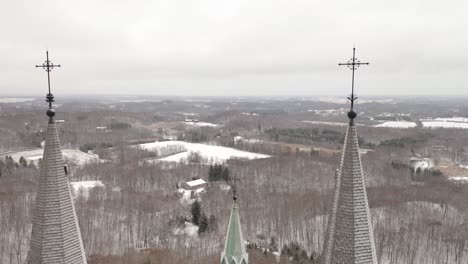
[0,97,35,103]
[419,117,468,129]
[8,149,100,165]
[137,141,270,164]
[70,180,105,198]
[173,222,199,237]
[448,176,468,183]
[375,121,417,128]
[184,121,219,127]
[422,121,468,129]
[301,120,348,126]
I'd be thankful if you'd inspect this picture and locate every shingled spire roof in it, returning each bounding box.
[27,52,87,264]
[322,48,377,264]
[221,193,248,264]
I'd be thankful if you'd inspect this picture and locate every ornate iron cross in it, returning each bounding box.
[339,47,369,111]
[36,51,61,109]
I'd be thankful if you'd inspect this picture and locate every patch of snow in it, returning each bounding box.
[177,187,205,205]
[173,222,199,237]
[70,180,105,198]
[301,120,348,126]
[375,121,417,128]
[422,121,468,129]
[449,176,468,183]
[184,121,219,127]
[8,149,100,166]
[137,141,270,164]
[434,117,468,123]
[242,112,259,116]
[308,108,347,116]
[219,183,231,191]
[0,98,35,103]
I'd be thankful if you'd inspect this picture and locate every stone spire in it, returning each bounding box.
[321,111,378,264]
[28,52,87,264]
[220,195,248,264]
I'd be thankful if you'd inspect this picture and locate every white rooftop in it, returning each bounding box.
[185,179,207,187]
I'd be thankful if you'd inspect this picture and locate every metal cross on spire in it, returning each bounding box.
[36,51,61,109]
[339,47,369,111]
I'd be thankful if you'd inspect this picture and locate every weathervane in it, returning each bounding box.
[36,51,61,111]
[339,47,369,113]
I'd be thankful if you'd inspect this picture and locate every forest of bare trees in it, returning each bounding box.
[1,102,468,264]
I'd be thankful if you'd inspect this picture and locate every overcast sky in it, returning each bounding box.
[1,0,467,97]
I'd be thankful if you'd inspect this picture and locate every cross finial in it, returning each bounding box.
[36,51,61,116]
[339,47,369,116]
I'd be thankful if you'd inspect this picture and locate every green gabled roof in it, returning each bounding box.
[221,202,248,264]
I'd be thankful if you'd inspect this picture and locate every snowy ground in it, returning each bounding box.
[173,222,199,237]
[184,121,219,127]
[8,149,100,165]
[301,120,348,126]
[178,187,205,205]
[422,121,468,129]
[70,180,105,198]
[448,176,468,183]
[375,121,417,128]
[0,97,35,103]
[137,141,270,164]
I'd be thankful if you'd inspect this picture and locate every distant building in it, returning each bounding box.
[182,179,207,191]
[410,157,434,171]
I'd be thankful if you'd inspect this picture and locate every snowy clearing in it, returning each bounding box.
[173,222,198,237]
[137,141,270,164]
[0,97,35,103]
[448,176,468,183]
[8,149,100,165]
[375,121,417,128]
[301,120,348,126]
[184,121,219,127]
[70,180,105,198]
[422,121,468,129]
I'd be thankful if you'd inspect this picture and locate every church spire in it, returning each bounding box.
[27,51,87,264]
[321,48,377,264]
[221,175,248,264]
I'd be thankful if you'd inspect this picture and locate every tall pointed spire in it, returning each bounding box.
[27,51,87,264]
[321,48,377,264]
[221,175,248,264]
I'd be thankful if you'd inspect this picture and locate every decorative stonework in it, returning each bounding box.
[322,118,378,264]
[27,117,87,264]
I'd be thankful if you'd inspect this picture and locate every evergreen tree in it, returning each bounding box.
[198,213,209,235]
[19,156,28,167]
[222,167,230,181]
[191,201,201,226]
[208,165,215,181]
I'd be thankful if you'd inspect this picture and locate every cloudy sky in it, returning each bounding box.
[1,0,467,97]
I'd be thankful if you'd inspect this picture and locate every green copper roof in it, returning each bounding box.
[221,202,248,264]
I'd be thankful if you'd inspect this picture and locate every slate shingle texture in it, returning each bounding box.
[27,117,87,264]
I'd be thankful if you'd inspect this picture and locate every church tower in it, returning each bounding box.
[321,48,377,264]
[220,180,248,264]
[27,52,88,264]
